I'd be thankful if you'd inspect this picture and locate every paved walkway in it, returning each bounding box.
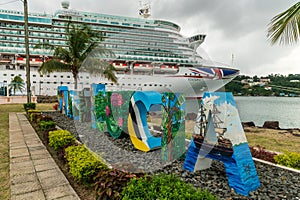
[9,112,80,200]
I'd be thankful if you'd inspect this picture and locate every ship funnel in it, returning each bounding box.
[61,1,70,9]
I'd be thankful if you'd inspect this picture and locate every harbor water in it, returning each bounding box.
[185,96,300,129]
[234,96,300,129]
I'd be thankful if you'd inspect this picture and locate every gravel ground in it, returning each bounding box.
[45,111,300,200]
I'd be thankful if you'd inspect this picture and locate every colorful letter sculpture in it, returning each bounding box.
[69,90,79,121]
[106,91,135,138]
[91,84,106,129]
[57,86,69,115]
[161,93,186,163]
[183,92,260,196]
[128,91,162,152]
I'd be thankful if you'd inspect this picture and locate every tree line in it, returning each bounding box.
[225,74,300,96]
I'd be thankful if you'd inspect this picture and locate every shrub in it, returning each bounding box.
[39,120,56,131]
[27,109,40,114]
[249,146,277,163]
[49,130,76,151]
[94,169,144,200]
[26,110,41,122]
[37,115,53,123]
[274,151,300,170]
[65,145,108,184]
[120,173,218,200]
[23,102,36,111]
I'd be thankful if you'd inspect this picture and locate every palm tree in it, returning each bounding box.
[267,2,300,45]
[38,23,117,89]
[9,75,25,95]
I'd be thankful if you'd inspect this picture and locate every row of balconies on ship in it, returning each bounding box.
[0,23,66,34]
[0,20,173,39]
[0,24,187,49]
[1,19,185,45]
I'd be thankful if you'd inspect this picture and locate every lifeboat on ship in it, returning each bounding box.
[0,58,11,63]
[111,62,128,71]
[16,57,43,66]
[133,63,153,71]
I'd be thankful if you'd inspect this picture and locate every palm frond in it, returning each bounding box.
[85,46,115,59]
[267,2,300,45]
[81,58,117,83]
[34,42,55,50]
[103,64,118,83]
[9,80,25,95]
[38,59,70,74]
[54,47,72,62]
[36,22,114,88]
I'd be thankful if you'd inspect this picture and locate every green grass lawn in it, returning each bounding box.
[245,128,300,154]
[0,103,54,200]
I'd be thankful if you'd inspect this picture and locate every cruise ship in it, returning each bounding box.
[0,1,239,99]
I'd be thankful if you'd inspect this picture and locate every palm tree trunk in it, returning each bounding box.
[24,0,31,103]
[73,73,78,90]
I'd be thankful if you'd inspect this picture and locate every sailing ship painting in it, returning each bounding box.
[193,104,234,157]
[192,92,248,157]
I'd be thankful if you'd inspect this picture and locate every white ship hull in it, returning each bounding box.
[0,64,238,99]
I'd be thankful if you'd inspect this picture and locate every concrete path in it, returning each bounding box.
[9,112,80,200]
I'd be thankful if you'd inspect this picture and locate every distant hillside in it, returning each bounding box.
[225,74,300,96]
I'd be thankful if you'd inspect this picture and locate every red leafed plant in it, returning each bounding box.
[250,145,277,163]
[53,103,59,111]
[94,169,144,200]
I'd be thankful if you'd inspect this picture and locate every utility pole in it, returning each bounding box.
[24,0,31,103]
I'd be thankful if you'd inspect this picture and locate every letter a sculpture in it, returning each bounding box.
[183,92,260,196]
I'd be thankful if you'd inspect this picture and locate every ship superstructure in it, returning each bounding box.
[0,1,239,98]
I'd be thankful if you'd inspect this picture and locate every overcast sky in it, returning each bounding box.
[1,0,299,76]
